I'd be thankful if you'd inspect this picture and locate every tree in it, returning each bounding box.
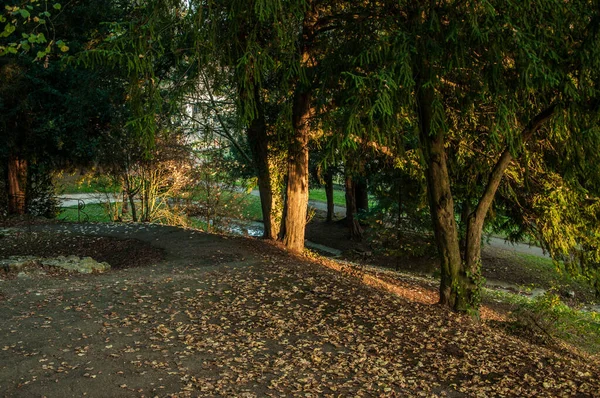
[201,0,364,251]
[340,0,600,313]
[0,0,127,215]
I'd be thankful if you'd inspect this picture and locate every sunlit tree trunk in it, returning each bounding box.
[281,5,317,253]
[247,98,281,239]
[282,88,311,252]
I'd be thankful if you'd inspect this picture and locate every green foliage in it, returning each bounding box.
[511,292,600,354]
[0,0,130,215]
[1,1,64,59]
[75,1,194,154]
[328,0,600,308]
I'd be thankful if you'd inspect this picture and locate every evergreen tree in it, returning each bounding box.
[343,0,600,313]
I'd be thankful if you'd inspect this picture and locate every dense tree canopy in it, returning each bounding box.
[0,0,129,214]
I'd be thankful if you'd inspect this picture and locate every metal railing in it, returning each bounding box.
[77,199,89,223]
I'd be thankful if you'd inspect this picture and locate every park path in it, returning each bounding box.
[57,193,114,208]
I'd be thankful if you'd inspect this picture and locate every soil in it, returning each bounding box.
[0,217,598,397]
[0,232,164,272]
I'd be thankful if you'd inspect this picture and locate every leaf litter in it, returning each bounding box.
[0,222,598,397]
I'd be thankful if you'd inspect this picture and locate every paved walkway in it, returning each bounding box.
[487,236,549,258]
[57,193,114,208]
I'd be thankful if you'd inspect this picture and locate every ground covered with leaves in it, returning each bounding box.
[0,221,598,397]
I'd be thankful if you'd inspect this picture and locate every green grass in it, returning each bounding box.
[241,194,263,221]
[483,288,600,354]
[308,188,346,206]
[58,203,112,223]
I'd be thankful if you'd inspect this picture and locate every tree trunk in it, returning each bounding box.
[458,105,557,310]
[418,66,557,313]
[127,191,137,222]
[122,172,139,222]
[247,97,280,240]
[355,178,368,213]
[122,190,129,215]
[281,5,317,253]
[459,201,472,253]
[344,171,363,240]
[325,168,334,222]
[7,155,27,215]
[416,78,466,310]
[282,88,311,252]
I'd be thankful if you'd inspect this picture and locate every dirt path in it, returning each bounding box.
[1,222,598,397]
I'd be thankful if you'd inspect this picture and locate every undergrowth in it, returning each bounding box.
[485,288,600,354]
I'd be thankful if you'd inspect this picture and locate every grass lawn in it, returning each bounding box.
[309,188,345,206]
[59,203,112,223]
[483,287,600,354]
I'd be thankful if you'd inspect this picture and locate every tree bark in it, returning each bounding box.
[282,88,311,252]
[281,5,317,253]
[247,96,281,239]
[460,104,557,307]
[122,190,129,216]
[7,155,27,215]
[325,168,334,222]
[127,191,137,222]
[234,15,280,239]
[416,78,465,310]
[418,68,556,312]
